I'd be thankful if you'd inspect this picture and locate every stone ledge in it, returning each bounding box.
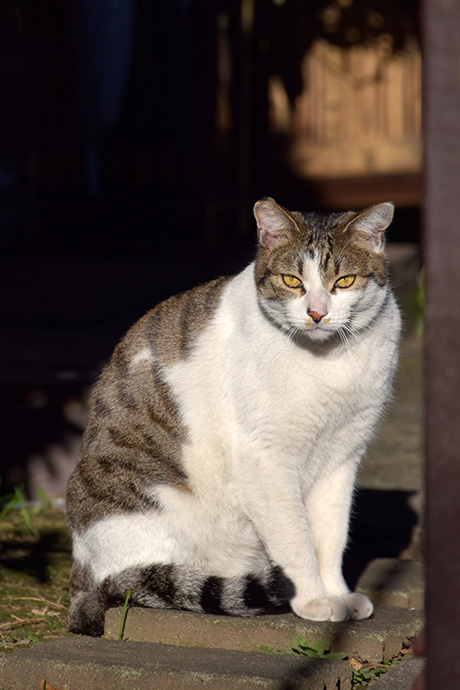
[356,558,424,610]
[368,655,424,689]
[105,605,424,664]
[0,637,352,690]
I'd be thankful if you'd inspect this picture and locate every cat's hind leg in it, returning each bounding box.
[68,561,109,636]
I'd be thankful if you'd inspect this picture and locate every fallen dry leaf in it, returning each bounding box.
[40,681,62,690]
[349,657,365,671]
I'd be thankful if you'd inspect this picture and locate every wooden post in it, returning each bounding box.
[423,0,460,686]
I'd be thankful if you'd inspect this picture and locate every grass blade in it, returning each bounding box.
[14,486,38,537]
[118,587,132,641]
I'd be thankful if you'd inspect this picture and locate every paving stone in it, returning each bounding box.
[356,558,425,609]
[105,605,424,664]
[0,637,352,690]
[369,655,425,689]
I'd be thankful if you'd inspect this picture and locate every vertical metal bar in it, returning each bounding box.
[423,0,460,686]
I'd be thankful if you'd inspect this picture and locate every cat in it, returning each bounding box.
[66,197,401,636]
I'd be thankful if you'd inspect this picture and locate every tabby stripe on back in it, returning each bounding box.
[145,275,232,366]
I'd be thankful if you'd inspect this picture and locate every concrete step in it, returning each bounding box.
[0,637,353,690]
[368,655,424,689]
[103,556,424,666]
[105,605,423,666]
[355,558,424,610]
[0,601,424,690]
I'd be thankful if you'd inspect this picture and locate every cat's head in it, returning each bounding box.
[253,197,394,343]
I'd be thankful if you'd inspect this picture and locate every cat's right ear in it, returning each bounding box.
[254,198,299,249]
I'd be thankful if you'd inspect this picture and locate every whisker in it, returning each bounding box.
[281,323,299,341]
[341,323,360,341]
[337,327,351,353]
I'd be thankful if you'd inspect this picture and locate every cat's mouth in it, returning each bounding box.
[303,323,335,340]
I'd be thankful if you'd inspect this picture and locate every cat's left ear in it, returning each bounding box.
[345,202,394,254]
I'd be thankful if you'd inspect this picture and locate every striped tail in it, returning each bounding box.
[68,563,295,636]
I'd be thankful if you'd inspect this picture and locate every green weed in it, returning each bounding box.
[290,635,348,661]
[351,657,400,686]
[14,486,38,538]
[260,635,347,660]
[0,481,54,537]
[118,588,132,640]
[260,635,403,688]
[0,478,18,522]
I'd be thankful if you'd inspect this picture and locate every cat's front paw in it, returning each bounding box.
[291,591,374,622]
[341,592,374,620]
[291,595,350,622]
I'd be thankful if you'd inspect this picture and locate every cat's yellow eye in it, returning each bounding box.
[335,275,356,289]
[282,274,302,289]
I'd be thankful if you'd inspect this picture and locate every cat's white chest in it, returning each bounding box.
[164,266,397,480]
[226,325,379,462]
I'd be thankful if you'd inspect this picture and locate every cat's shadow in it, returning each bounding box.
[343,488,421,589]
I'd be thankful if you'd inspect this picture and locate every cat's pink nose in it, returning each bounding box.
[308,310,326,323]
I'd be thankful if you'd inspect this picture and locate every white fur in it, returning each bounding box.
[76,260,400,621]
[73,512,185,583]
[130,346,154,368]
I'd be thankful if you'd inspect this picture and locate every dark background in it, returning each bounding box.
[0,0,420,496]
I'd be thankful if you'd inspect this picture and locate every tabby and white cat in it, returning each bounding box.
[66,197,400,635]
